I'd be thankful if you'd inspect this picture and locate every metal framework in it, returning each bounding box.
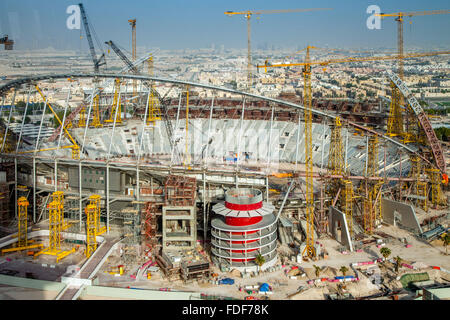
[363,136,383,234]
[302,47,315,258]
[341,180,354,238]
[85,204,97,258]
[91,94,102,128]
[34,199,75,262]
[410,155,427,212]
[1,197,43,254]
[104,78,122,124]
[146,55,161,125]
[141,201,160,259]
[427,168,443,208]
[164,175,197,206]
[88,194,106,235]
[386,82,404,137]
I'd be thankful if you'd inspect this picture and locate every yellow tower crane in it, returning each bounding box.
[376,10,450,143]
[259,48,450,256]
[128,19,137,102]
[224,8,331,91]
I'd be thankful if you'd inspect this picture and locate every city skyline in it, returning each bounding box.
[0,0,449,52]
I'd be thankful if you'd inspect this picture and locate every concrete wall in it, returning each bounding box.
[0,274,66,293]
[328,206,353,252]
[381,198,422,234]
[68,167,122,192]
[80,285,201,300]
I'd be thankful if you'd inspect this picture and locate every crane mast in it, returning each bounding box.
[78,3,106,72]
[225,8,331,91]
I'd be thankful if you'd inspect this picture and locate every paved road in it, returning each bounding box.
[58,236,121,300]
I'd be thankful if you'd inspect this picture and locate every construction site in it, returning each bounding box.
[0,4,449,301]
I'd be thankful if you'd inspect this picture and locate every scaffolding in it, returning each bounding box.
[141,201,161,259]
[34,200,75,262]
[427,168,443,208]
[410,156,427,212]
[386,82,404,137]
[104,78,122,124]
[85,204,97,258]
[88,194,106,235]
[341,180,353,238]
[327,117,344,202]
[363,136,383,234]
[122,206,140,265]
[91,94,103,128]
[164,175,197,206]
[1,197,43,254]
[146,55,162,126]
[78,106,86,127]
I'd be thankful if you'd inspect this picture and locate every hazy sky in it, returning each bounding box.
[0,0,449,52]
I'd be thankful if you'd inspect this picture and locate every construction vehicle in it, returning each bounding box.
[78,3,106,72]
[224,8,331,90]
[0,35,13,50]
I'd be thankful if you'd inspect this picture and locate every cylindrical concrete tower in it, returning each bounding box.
[211,188,278,272]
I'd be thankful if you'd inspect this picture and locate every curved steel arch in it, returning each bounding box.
[387,71,446,173]
[0,72,436,169]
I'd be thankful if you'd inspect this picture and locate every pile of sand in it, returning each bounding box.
[290,286,329,300]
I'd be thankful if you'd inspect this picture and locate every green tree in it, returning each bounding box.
[380,247,391,261]
[24,116,31,124]
[313,265,321,278]
[339,266,349,277]
[255,254,265,274]
[394,256,403,273]
[15,101,26,110]
[442,234,450,255]
[53,110,65,128]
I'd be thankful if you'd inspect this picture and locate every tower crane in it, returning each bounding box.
[375,9,450,142]
[78,3,106,72]
[224,8,331,91]
[128,19,137,111]
[375,9,450,80]
[258,48,450,258]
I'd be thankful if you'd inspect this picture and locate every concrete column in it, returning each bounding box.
[266,175,269,202]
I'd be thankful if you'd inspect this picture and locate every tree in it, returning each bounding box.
[255,254,265,274]
[380,247,391,261]
[313,265,321,278]
[340,266,349,277]
[442,234,450,255]
[394,256,403,273]
[24,116,31,124]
